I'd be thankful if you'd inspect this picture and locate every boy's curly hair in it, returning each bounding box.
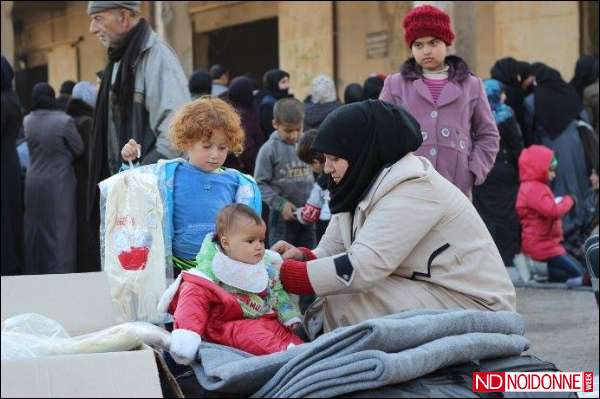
[169,96,245,155]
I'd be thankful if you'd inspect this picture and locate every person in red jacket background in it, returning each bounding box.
[516,145,587,286]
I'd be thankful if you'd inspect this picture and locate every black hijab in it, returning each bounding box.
[570,55,599,100]
[1,55,14,92]
[31,82,57,111]
[534,64,583,138]
[344,83,364,104]
[490,57,531,87]
[262,69,290,99]
[363,76,384,100]
[228,76,255,109]
[312,100,423,214]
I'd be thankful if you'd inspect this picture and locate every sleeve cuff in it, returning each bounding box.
[280,259,315,295]
[298,247,317,261]
[284,317,302,327]
[171,328,202,349]
[274,197,288,213]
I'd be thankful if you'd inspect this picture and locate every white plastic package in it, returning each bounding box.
[1,313,171,360]
[99,165,171,324]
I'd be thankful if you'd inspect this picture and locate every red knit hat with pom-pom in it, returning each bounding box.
[403,5,455,47]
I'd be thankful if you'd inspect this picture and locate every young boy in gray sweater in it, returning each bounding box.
[255,98,315,248]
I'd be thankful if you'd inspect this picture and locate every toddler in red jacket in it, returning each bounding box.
[160,204,303,365]
[516,145,586,286]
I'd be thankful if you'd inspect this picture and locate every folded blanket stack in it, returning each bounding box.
[191,309,529,398]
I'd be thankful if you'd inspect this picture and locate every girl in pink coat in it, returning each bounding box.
[380,5,499,198]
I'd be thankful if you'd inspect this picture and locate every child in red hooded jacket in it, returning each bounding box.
[516,145,586,286]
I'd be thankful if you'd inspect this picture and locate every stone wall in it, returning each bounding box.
[336,1,412,98]
[493,1,579,80]
[278,1,334,100]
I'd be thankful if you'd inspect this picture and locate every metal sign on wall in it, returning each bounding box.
[366,31,389,59]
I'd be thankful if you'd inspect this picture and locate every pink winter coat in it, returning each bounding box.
[380,56,499,196]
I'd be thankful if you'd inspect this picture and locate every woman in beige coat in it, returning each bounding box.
[274,100,516,333]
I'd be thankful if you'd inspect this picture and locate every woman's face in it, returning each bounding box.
[324,154,349,185]
[411,36,447,71]
[521,75,535,90]
[278,76,290,91]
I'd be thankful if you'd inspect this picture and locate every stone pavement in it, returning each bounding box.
[516,286,599,396]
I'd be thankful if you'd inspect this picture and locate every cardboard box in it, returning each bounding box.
[1,272,182,398]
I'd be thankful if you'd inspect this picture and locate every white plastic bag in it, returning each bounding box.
[99,166,168,324]
[1,313,171,360]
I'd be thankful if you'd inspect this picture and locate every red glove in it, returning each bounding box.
[280,259,315,295]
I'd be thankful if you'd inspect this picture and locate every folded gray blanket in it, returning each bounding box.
[191,309,529,397]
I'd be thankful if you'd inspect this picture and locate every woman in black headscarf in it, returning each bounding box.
[363,76,385,100]
[525,64,598,251]
[343,83,364,104]
[228,76,266,175]
[23,82,84,274]
[490,57,535,146]
[256,69,292,136]
[532,65,584,139]
[570,55,599,101]
[270,100,516,334]
[1,56,24,276]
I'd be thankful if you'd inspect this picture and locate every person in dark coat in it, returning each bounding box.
[256,69,292,136]
[473,79,524,266]
[1,56,24,276]
[189,69,212,100]
[343,83,364,104]
[56,80,75,111]
[66,81,101,273]
[304,75,341,131]
[23,83,84,274]
[523,64,598,256]
[490,58,535,147]
[570,55,599,102]
[228,76,266,176]
[363,75,385,99]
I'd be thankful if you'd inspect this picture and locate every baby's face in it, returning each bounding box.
[222,221,266,264]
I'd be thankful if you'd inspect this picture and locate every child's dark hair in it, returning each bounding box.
[297,129,325,164]
[273,97,304,124]
[213,204,264,246]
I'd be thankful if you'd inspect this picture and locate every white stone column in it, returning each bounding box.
[160,1,193,77]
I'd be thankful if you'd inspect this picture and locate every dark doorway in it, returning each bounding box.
[580,1,598,56]
[15,64,48,112]
[207,17,278,87]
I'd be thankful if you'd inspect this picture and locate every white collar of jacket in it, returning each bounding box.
[357,153,430,212]
[212,250,269,293]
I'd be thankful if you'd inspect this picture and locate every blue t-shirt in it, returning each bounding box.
[172,162,238,259]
